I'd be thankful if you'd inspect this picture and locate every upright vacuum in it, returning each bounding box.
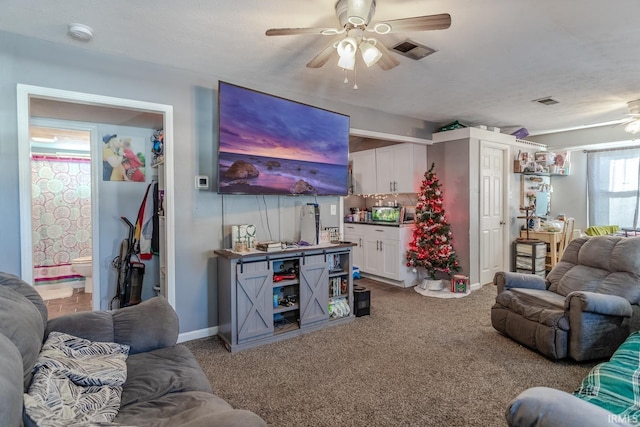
[110,216,145,309]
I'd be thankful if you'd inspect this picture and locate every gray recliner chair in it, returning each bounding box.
[492,235,640,361]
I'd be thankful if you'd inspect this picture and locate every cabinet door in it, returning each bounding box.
[299,254,329,326]
[363,235,382,276]
[350,150,377,195]
[380,238,401,279]
[392,144,426,193]
[375,146,395,193]
[236,261,274,342]
[344,233,364,269]
[343,225,364,268]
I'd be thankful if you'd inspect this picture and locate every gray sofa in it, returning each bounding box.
[0,272,267,427]
[492,236,640,361]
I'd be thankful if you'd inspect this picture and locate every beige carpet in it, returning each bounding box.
[185,278,597,427]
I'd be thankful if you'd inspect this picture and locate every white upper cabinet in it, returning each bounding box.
[351,143,427,195]
[350,149,377,195]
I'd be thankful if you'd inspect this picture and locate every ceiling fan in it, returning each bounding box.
[265,0,451,72]
[618,99,640,134]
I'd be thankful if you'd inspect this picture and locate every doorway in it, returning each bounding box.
[29,122,96,316]
[17,84,176,311]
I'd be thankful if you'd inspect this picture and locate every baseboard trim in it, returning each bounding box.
[178,326,218,344]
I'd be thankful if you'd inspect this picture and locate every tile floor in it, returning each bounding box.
[45,289,93,319]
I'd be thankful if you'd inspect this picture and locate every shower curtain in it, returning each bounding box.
[31,154,92,285]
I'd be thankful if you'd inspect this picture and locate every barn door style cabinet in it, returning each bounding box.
[215,244,354,353]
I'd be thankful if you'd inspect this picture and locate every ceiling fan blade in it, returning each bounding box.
[306,42,338,68]
[374,42,400,70]
[372,13,451,34]
[266,27,341,36]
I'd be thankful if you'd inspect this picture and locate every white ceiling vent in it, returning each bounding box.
[391,40,436,60]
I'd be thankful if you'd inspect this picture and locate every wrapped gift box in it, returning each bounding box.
[451,274,469,293]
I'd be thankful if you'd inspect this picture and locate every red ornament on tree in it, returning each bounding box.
[406,163,460,280]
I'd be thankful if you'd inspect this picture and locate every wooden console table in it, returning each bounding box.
[519,230,562,271]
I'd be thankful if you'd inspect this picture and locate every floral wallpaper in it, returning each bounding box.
[31,155,92,270]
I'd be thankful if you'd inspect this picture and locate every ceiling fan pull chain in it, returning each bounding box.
[353,62,358,90]
[343,68,349,84]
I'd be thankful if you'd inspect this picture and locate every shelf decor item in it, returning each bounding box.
[405,163,461,281]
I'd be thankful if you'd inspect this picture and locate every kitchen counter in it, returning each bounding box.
[344,220,414,227]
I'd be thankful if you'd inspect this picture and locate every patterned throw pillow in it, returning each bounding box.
[574,331,640,423]
[24,332,130,426]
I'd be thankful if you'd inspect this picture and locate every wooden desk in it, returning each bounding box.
[519,230,562,270]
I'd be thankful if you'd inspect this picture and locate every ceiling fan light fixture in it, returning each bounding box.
[625,119,640,135]
[338,53,356,70]
[360,40,382,67]
[337,37,357,57]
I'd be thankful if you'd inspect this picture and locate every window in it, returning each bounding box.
[587,148,640,228]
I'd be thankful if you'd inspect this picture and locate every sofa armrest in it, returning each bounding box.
[494,271,548,294]
[0,334,24,427]
[506,387,631,427]
[47,296,179,355]
[565,291,633,317]
[112,296,179,354]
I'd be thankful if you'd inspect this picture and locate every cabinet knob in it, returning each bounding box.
[500,220,506,225]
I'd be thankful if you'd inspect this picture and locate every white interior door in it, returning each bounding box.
[479,143,508,285]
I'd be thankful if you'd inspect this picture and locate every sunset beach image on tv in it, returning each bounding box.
[217,81,350,196]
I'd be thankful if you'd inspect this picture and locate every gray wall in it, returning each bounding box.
[0,31,436,336]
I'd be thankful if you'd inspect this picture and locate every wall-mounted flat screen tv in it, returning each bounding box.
[217,81,350,196]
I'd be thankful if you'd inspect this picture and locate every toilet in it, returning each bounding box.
[71,256,93,293]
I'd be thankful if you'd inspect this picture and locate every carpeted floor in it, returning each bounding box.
[184,278,597,427]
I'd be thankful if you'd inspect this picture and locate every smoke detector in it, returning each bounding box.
[391,39,436,60]
[68,23,94,42]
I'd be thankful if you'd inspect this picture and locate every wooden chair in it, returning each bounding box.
[557,217,575,263]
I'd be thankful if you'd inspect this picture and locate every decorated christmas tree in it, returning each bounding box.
[406,163,460,280]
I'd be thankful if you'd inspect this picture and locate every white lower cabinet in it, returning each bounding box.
[343,224,364,269]
[344,223,412,286]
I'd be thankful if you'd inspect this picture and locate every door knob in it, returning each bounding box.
[499,220,506,225]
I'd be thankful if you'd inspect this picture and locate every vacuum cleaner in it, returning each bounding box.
[110,216,145,309]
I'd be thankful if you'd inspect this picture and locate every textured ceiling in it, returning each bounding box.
[2,0,640,136]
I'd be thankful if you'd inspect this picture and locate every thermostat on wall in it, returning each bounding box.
[195,175,209,190]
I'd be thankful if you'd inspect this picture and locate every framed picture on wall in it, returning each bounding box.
[102,133,146,182]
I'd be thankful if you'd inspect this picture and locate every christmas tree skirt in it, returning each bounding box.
[414,284,474,299]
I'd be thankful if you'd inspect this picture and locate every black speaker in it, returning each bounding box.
[353,286,370,317]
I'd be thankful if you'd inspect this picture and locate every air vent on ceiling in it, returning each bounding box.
[391,40,436,60]
[533,97,559,106]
